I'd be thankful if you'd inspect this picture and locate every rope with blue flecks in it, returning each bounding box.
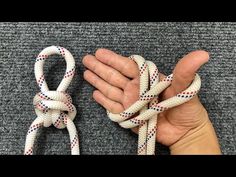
[107,55,201,155]
[24,46,79,155]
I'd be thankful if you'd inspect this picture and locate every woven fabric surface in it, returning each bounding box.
[0,22,235,155]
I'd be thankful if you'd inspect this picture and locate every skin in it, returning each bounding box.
[82,48,221,154]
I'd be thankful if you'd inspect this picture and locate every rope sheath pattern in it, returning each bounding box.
[107,55,201,155]
[24,46,79,155]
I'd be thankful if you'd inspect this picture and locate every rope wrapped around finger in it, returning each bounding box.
[24,46,79,155]
[107,55,201,155]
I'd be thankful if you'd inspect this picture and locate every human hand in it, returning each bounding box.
[83,49,221,154]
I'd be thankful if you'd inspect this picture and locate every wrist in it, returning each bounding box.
[170,114,221,155]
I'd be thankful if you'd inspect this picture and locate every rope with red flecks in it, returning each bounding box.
[24,46,79,155]
[107,55,201,155]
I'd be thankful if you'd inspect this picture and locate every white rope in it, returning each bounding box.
[24,46,80,155]
[107,55,201,155]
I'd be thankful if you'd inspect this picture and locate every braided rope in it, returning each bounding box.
[24,46,79,155]
[107,55,201,155]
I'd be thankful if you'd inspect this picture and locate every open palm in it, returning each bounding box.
[83,49,209,146]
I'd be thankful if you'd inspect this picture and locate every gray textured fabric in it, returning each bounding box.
[0,22,235,155]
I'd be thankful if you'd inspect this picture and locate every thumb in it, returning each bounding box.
[169,50,209,95]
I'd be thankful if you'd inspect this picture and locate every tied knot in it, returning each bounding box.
[25,46,79,155]
[33,45,77,129]
[33,91,76,129]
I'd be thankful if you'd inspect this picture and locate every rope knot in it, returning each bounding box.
[33,91,76,129]
[24,46,79,155]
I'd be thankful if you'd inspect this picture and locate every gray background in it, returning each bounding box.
[0,22,235,155]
